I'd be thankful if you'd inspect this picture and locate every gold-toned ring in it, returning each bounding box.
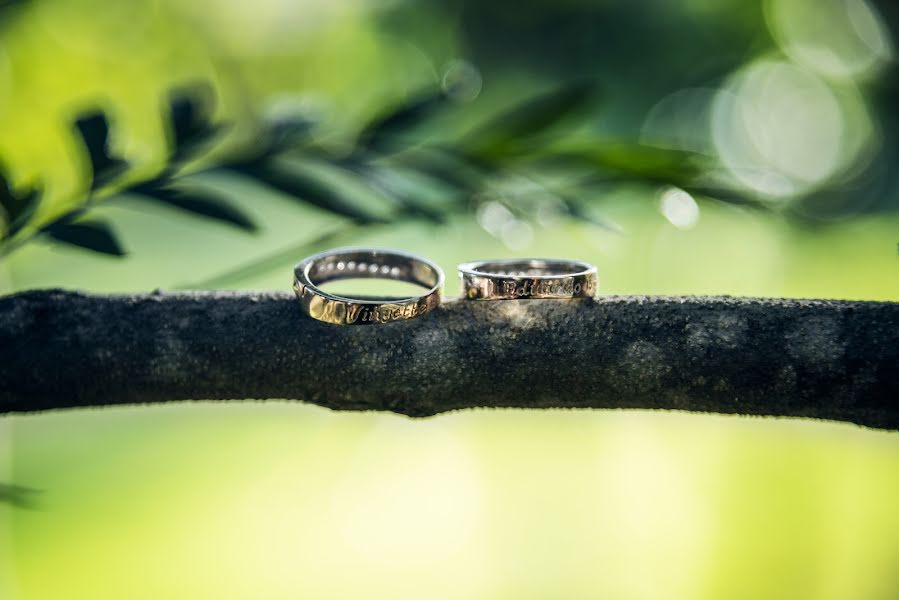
[458,258,598,300]
[294,247,444,325]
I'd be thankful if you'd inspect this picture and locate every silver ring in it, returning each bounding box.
[458,258,598,300]
[294,247,444,324]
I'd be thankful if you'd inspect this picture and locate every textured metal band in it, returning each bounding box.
[458,258,598,300]
[294,248,444,325]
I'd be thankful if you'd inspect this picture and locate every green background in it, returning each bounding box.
[2,0,899,598]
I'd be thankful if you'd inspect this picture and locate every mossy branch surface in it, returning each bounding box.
[1,290,897,429]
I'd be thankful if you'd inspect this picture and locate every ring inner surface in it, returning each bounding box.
[308,252,438,290]
[471,261,587,277]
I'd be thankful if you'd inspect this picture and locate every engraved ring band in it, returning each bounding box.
[459,258,598,300]
[294,247,444,325]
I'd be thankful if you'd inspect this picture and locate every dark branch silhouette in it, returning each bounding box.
[1,290,897,430]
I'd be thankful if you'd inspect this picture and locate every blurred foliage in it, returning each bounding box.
[2,2,899,600]
[2,0,897,268]
[0,482,38,509]
[0,79,754,262]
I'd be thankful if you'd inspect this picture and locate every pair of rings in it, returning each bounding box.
[293,247,598,325]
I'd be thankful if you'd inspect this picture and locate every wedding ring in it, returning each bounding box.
[294,247,444,324]
[458,258,597,300]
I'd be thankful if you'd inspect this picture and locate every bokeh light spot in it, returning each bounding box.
[712,59,872,199]
[442,59,483,102]
[659,187,700,230]
[500,219,534,250]
[766,0,893,80]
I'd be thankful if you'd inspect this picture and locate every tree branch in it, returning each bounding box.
[1,289,897,429]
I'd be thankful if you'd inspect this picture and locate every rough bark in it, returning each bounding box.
[0,289,897,429]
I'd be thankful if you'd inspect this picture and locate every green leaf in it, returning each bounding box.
[131,184,258,232]
[351,163,447,224]
[681,184,762,208]
[261,114,318,154]
[556,193,622,233]
[232,159,390,224]
[44,220,126,256]
[0,0,28,25]
[465,81,598,158]
[167,86,225,162]
[550,142,760,207]
[0,482,40,509]
[0,170,40,238]
[553,141,704,182]
[394,146,485,194]
[73,112,129,189]
[356,89,448,152]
